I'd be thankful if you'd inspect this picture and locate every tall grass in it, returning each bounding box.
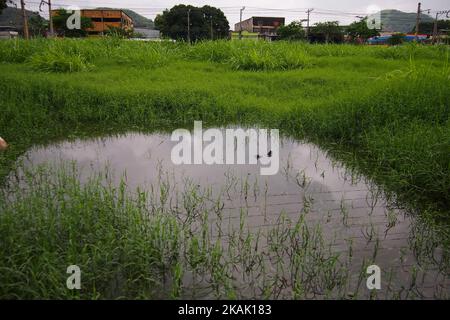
[292,62,450,216]
[1,162,445,299]
[27,50,93,73]
[0,164,181,299]
[3,39,447,72]
[185,41,312,70]
[0,38,179,71]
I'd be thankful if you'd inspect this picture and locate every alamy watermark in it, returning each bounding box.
[66,265,81,290]
[366,265,381,290]
[366,5,382,30]
[171,121,280,176]
[66,6,81,30]
[64,264,381,292]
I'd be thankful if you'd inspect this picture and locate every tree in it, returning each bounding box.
[277,21,306,41]
[155,4,229,42]
[1,0,15,15]
[29,14,47,37]
[346,17,379,43]
[52,8,92,37]
[0,0,8,15]
[311,21,343,43]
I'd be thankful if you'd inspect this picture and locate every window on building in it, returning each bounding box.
[91,18,121,22]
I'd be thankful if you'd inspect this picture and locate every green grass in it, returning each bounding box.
[27,50,94,73]
[0,38,449,299]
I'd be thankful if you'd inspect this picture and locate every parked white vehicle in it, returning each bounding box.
[0,26,19,39]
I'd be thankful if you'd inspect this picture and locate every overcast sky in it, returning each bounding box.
[17,0,450,27]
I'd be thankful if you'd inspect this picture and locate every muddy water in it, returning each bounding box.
[18,130,449,299]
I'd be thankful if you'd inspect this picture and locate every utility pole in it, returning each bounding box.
[239,6,245,40]
[415,2,421,38]
[48,0,54,37]
[432,10,450,44]
[433,12,439,43]
[306,8,313,40]
[210,17,213,40]
[204,13,214,40]
[40,0,54,37]
[415,3,432,41]
[20,0,29,39]
[187,8,191,43]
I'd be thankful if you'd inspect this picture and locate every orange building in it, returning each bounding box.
[52,9,133,35]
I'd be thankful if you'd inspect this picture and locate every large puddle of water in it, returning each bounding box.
[12,130,449,299]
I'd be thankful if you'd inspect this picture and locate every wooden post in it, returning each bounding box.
[20,0,29,39]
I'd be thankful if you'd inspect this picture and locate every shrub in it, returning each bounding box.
[111,42,172,69]
[229,42,312,71]
[387,33,406,46]
[0,38,44,63]
[27,50,93,73]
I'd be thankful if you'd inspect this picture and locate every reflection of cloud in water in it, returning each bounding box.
[23,132,366,198]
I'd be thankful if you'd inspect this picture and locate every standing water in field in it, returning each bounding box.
[8,129,449,299]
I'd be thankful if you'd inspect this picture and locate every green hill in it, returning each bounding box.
[369,9,434,33]
[0,6,47,35]
[0,6,43,28]
[122,9,154,28]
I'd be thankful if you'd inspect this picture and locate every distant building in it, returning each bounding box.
[52,9,133,35]
[235,16,285,41]
[133,28,160,40]
[0,26,19,39]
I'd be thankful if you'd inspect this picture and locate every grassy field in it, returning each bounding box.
[0,38,449,299]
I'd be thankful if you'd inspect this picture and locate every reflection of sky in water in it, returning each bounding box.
[23,131,369,201]
[21,130,413,243]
